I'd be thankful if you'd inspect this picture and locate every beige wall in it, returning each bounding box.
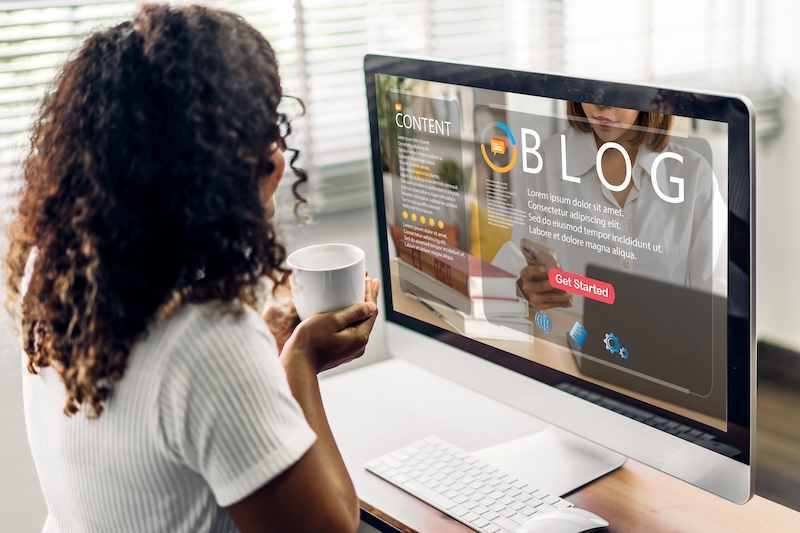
[757,2,800,350]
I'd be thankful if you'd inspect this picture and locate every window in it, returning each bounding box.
[0,0,780,217]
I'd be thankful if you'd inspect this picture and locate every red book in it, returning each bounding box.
[396,236,518,300]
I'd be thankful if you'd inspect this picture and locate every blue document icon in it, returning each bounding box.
[569,322,588,346]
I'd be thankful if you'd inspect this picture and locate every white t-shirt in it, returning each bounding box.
[493,127,727,312]
[22,301,316,532]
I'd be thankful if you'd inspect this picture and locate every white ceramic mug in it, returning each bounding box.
[287,243,366,321]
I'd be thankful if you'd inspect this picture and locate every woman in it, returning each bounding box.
[6,4,377,532]
[494,101,727,311]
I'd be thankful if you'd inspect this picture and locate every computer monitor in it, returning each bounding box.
[364,53,754,504]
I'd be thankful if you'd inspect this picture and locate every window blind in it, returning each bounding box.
[0,0,782,219]
[0,1,140,213]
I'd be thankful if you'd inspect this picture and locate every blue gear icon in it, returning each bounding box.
[619,347,629,359]
[603,333,620,354]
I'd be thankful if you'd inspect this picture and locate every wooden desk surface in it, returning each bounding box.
[320,359,800,533]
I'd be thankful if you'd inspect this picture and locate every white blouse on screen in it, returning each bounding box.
[492,126,727,312]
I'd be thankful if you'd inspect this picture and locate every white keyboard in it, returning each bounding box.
[365,436,574,533]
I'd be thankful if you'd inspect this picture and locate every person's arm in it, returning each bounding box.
[518,263,573,310]
[227,279,380,533]
[493,238,571,310]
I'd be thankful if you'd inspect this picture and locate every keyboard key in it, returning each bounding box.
[401,479,455,510]
[473,516,491,528]
[451,505,469,517]
[484,510,499,521]
[479,496,495,506]
[393,451,411,461]
[494,515,524,532]
[509,512,528,525]
[543,494,561,505]
[499,508,516,518]
[532,488,549,499]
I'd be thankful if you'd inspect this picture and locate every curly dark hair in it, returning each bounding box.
[5,3,307,418]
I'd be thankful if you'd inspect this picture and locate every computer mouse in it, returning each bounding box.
[515,507,609,533]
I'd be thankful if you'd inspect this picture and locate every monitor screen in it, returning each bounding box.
[364,54,754,503]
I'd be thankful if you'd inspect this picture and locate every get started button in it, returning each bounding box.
[548,268,615,305]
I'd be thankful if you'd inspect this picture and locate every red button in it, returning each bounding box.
[548,268,615,305]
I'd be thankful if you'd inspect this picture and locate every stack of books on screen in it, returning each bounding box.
[392,240,533,341]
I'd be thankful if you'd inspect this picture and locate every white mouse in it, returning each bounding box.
[515,507,609,533]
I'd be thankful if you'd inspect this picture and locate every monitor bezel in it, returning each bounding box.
[364,53,755,502]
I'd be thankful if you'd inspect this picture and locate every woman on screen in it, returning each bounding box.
[6,4,377,532]
[492,101,727,311]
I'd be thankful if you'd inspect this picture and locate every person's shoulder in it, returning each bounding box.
[153,301,277,369]
[188,300,266,332]
[662,141,713,174]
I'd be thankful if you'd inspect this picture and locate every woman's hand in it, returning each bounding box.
[262,275,300,353]
[518,262,572,310]
[281,278,380,374]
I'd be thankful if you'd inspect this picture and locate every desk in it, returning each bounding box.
[320,359,800,533]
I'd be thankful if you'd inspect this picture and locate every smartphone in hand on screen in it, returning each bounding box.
[519,238,561,271]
